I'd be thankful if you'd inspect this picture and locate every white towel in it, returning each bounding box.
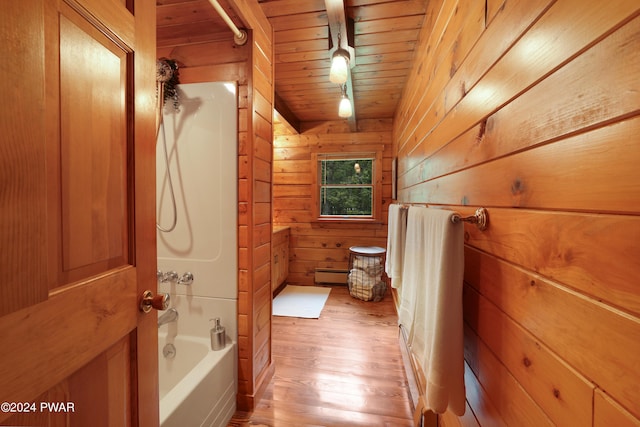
[399,206,465,416]
[353,255,383,276]
[397,205,427,330]
[385,204,408,289]
[348,268,386,301]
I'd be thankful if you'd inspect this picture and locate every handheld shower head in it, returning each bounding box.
[156,60,174,82]
[156,58,180,113]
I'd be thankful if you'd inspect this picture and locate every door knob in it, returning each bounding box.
[140,290,170,313]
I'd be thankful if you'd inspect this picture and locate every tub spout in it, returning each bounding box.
[158,308,178,328]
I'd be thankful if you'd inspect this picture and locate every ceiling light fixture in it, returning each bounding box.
[338,84,352,118]
[330,48,350,84]
[329,33,350,84]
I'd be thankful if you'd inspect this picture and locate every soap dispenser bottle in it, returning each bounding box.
[210,318,225,351]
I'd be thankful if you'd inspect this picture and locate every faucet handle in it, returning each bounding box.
[164,271,179,283]
[178,272,194,285]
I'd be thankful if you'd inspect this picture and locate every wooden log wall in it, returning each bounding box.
[393,0,640,426]
[273,120,394,286]
[157,0,274,412]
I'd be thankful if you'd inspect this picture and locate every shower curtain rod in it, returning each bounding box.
[207,0,248,45]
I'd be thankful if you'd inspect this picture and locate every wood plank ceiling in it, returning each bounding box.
[157,0,429,128]
[157,0,246,49]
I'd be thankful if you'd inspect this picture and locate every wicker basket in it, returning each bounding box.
[347,246,387,301]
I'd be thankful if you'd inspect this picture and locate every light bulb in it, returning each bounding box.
[329,51,349,84]
[339,96,352,118]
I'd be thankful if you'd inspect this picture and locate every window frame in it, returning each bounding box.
[311,147,383,223]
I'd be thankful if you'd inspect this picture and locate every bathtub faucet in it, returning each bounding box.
[158,308,179,328]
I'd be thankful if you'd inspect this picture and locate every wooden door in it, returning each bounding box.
[0,0,158,426]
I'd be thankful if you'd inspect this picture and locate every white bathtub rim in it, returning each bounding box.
[159,337,236,426]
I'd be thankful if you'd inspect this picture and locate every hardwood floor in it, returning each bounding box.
[229,285,414,427]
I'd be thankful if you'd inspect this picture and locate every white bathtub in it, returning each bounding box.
[158,333,236,427]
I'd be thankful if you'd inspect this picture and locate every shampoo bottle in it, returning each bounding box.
[210,318,225,351]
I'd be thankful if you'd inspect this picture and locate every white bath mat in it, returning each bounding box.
[272,285,331,319]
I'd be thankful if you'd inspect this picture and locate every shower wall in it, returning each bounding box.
[157,81,238,340]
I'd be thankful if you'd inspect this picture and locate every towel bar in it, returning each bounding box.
[451,207,488,231]
[395,204,489,231]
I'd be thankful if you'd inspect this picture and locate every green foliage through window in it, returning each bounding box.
[319,157,373,217]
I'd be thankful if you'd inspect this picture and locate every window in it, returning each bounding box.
[320,156,373,216]
[313,151,382,221]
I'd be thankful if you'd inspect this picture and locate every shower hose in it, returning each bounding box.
[156,65,178,233]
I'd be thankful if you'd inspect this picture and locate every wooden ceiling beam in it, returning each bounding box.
[274,92,301,134]
[324,0,357,131]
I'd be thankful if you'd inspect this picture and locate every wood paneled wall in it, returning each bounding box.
[231,0,275,411]
[393,1,640,426]
[157,0,274,411]
[273,120,394,286]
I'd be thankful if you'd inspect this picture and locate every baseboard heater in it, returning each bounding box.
[314,268,349,285]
